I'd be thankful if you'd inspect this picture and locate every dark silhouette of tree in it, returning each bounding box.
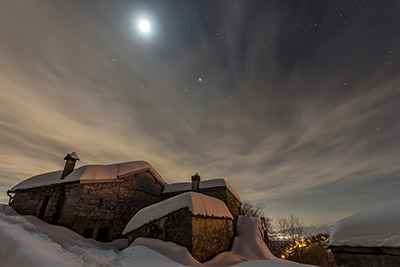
[275,214,305,241]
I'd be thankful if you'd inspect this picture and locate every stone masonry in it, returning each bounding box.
[10,170,164,241]
[127,207,234,262]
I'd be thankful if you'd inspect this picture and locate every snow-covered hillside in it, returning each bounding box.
[0,204,312,266]
[330,199,400,247]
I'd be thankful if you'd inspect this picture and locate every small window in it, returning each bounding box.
[99,198,103,205]
[82,228,94,238]
[149,224,161,238]
[96,227,110,242]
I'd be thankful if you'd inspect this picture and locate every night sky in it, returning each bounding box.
[1,0,400,226]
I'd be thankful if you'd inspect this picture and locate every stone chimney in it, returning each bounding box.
[61,152,79,179]
[191,173,201,191]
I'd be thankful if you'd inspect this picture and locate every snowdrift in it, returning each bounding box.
[0,204,311,266]
[330,199,400,247]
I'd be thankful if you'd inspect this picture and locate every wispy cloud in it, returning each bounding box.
[1,0,399,225]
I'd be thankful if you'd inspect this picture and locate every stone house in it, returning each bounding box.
[7,152,242,243]
[7,152,166,241]
[122,191,235,262]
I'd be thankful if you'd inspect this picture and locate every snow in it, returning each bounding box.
[10,161,166,191]
[123,192,233,234]
[127,216,310,266]
[0,204,311,267]
[329,199,400,247]
[132,238,199,266]
[0,204,117,266]
[163,178,242,203]
[162,182,192,192]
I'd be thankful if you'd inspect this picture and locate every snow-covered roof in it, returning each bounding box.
[163,178,242,203]
[329,199,400,248]
[123,192,233,234]
[10,161,166,191]
[162,182,192,192]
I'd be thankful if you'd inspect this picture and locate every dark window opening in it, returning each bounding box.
[99,198,103,205]
[238,207,242,215]
[165,225,169,240]
[82,228,94,238]
[96,227,110,242]
[38,195,50,220]
[149,224,162,238]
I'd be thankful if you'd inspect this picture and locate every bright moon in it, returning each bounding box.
[138,20,151,33]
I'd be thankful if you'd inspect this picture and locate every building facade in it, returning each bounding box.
[8,157,165,241]
[8,152,242,243]
[123,192,235,262]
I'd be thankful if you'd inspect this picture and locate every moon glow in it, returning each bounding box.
[138,20,151,33]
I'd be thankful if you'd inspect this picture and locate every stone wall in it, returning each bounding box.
[112,171,164,239]
[68,182,121,241]
[226,190,242,217]
[127,208,193,250]
[331,246,400,267]
[10,170,165,241]
[191,216,234,262]
[67,170,164,241]
[9,182,81,225]
[127,207,234,262]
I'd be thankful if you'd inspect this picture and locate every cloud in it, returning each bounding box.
[0,0,399,225]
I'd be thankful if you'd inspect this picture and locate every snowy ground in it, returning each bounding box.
[0,204,311,266]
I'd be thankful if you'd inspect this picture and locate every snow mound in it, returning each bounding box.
[163,178,242,203]
[123,192,233,234]
[0,204,117,267]
[131,238,199,266]
[11,160,166,191]
[114,246,183,267]
[129,216,311,267]
[329,199,400,247]
[0,205,311,267]
[232,216,277,259]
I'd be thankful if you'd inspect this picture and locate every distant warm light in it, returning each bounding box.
[138,20,151,33]
[281,255,286,259]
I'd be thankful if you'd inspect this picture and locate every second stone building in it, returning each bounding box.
[123,191,235,262]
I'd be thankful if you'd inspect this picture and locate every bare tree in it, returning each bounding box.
[275,214,305,241]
